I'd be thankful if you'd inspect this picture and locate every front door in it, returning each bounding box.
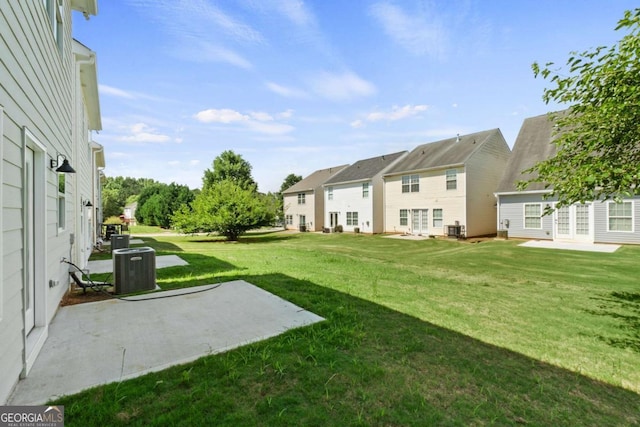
[25,148,35,333]
[411,209,428,235]
[555,203,593,243]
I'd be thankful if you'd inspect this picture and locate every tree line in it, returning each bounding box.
[102,150,302,240]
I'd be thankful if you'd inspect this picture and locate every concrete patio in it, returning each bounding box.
[9,280,324,405]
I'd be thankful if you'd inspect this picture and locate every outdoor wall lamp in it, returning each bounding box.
[82,199,93,207]
[50,154,76,173]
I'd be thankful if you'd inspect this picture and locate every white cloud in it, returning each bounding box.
[370,1,446,58]
[194,108,294,135]
[99,84,135,99]
[278,109,294,119]
[366,104,429,122]
[194,109,249,124]
[310,71,376,101]
[266,82,308,99]
[350,119,364,129]
[119,122,171,143]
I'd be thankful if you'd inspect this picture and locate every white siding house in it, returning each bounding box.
[0,0,101,404]
[384,129,511,238]
[496,112,640,245]
[283,165,348,231]
[323,152,407,233]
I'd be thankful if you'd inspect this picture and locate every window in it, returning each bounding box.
[401,175,419,193]
[346,212,359,226]
[58,173,66,230]
[297,193,305,205]
[608,201,633,232]
[328,186,333,200]
[285,215,293,225]
[446,169,457,190]
[433,209,443,228]
[362,183,369,198]
[299,215,306,227]
[399,209,408,226]
[43,0,64,55]
[524,203,542,229]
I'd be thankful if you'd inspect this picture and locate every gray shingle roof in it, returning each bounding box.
[384,128,505,175]
[282,164,349,194]
[495,112,563,193]
[324,151,407,185]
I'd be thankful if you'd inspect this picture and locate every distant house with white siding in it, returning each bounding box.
[324,152,408,234]
[283,165,348,231]
[495,112,640,244]
[0,0,102,404]
[383,129,511,238]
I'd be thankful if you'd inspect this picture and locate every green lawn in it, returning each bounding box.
[56,231,640,426]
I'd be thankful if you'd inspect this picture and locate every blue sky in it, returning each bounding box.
[73,0,637,193]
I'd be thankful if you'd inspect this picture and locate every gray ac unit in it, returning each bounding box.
[112,247,156,294]
[110,234,130,252]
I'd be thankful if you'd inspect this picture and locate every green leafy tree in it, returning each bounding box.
[172,180,270,240]
[202,150,257,191]
[136,182,194,228]
[102,176,158,218]
[522,9,640,207]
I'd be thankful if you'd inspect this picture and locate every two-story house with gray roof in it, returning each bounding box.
[283,165,349,231]
[384,129,511,238]
[323,152,408,233]
[495,112,640,244]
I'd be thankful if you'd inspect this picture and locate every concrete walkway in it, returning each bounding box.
[519,240,620,253]
[87,254,188,274]
[9,280,324,405]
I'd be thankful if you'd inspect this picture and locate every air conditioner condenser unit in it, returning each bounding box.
[112,247,156,294]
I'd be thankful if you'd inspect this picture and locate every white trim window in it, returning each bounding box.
[346,212,358,226]
[445,169,457,190]
[58,172,66,231]
[297,193,305,205]
[285,215,293,225]
[399,209,408,226]
[433,209,443,229]
[524,203,542,229]
[401,174,419,193]
[607,201,633,232]
[362,183,369,198]
[327,186,333,200]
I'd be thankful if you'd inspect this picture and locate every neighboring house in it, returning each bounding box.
[0,1,101,404]
[383,129,511,238]
[324,152,408,233]
[123,201,138,226]
[495,112,640,244]
[283,165,349,231]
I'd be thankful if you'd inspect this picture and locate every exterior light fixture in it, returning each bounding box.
[50,154,76,173]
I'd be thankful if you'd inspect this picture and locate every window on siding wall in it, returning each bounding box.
[433,209,443,229]
[608,201,633,232]
[58,173,66,230]
[297,193,305,204]
[285,215,293,225]
[346,212,358,226]
[43,0,64,55]
[362,183,369,198]
[523,203,542,229]
[399,209,408,226]
[328,187,333,200]
[402,175,419,193]
[446,169,457,190]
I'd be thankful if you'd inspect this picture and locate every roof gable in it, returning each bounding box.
[495,112,564,193]
[282,164,349,194]
[384,128,504,175]
[324,151,407,185]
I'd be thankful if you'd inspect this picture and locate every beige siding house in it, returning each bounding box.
[0,0,101,404]
[283,165,348,231]
[384,129,511,238]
